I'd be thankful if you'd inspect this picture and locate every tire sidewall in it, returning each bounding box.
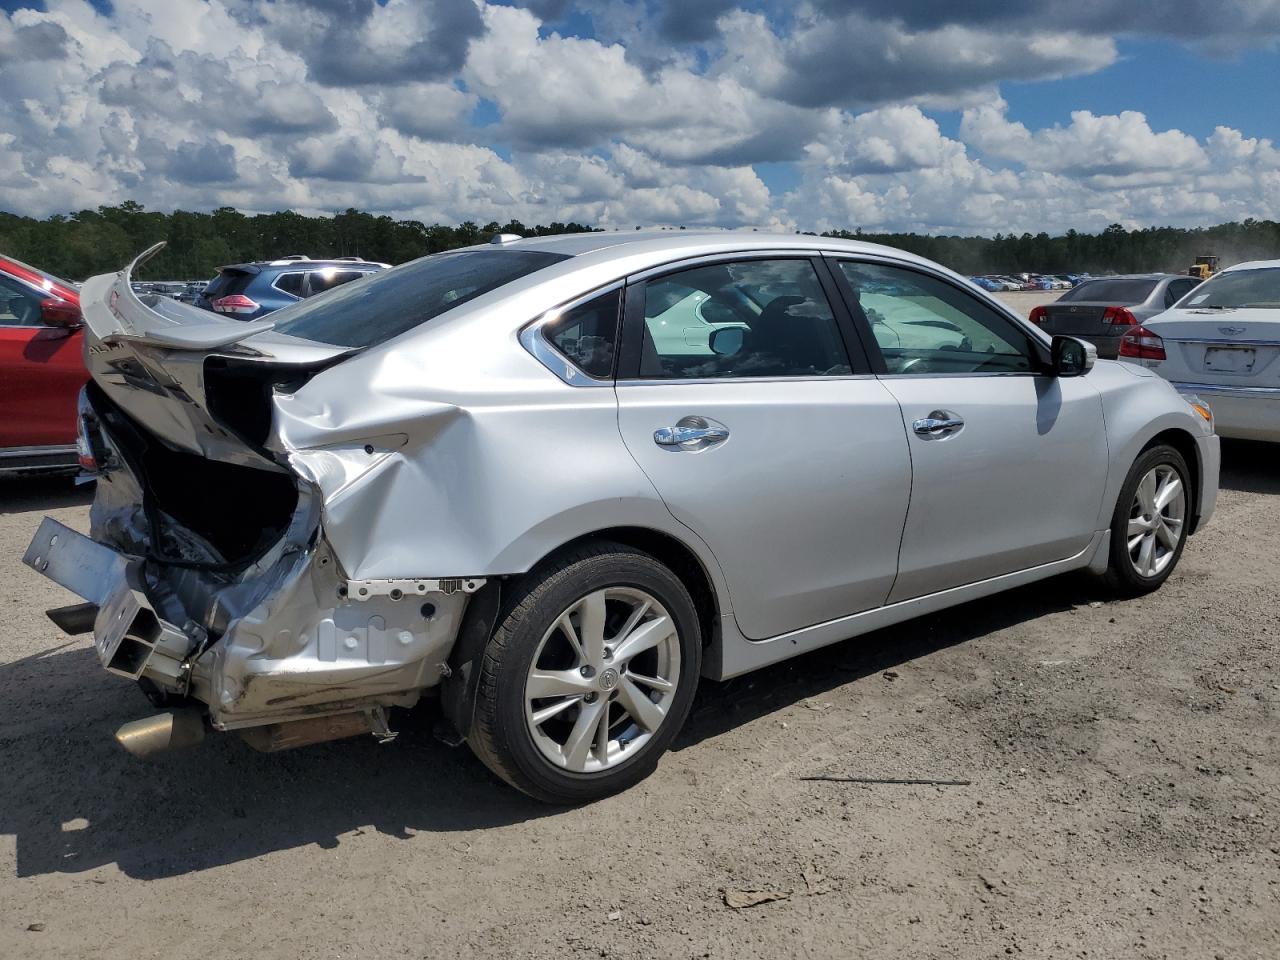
[488,550,702,803]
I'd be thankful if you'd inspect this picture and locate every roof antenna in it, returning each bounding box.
[489,233,522,245]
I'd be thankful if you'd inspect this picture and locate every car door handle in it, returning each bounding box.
[912,412,965,437]
[654,418,730,447]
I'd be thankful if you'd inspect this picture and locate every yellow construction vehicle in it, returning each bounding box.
[1188,255,1220,280]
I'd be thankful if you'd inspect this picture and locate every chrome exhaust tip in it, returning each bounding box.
[114,708,206,758]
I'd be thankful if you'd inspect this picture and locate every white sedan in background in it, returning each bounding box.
[1121,260,1280,441]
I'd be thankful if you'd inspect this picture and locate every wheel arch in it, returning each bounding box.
[441,523,727,741]
[1142,427,1203,534]
[542,526,723,655]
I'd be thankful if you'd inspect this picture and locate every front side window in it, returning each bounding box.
[0,274,44,326]
[544,289,620,379]
[837,261,1035,375]
[638,259,850,379]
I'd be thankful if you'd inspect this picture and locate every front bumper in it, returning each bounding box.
[1172,381,1280,443]
[23,517,481,732]
[1193,431,1220,533]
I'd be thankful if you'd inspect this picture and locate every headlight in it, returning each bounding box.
[1182,393,1214,433]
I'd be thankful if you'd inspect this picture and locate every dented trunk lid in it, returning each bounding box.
[81,244,354,470]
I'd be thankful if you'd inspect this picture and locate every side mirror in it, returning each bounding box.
[709,326,744,357]
[40,298,82,329]
[1051,335,1095,377]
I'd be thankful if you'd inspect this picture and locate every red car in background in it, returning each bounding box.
[0,255,87,476]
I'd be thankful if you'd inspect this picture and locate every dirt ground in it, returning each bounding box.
[3,294,1278,959]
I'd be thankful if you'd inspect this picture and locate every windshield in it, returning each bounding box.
[1059,278,1157,304]
[1178,268,1280,309]
[270,249,569,347]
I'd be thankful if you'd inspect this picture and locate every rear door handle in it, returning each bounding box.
[912,411,965,438]
[654,416,730,448]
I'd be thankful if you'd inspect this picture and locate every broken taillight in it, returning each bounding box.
[1119,325,1166,361]
[76,409,100,472]
[211,294,260,315]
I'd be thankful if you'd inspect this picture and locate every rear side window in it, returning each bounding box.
[271,250,568,348]
[1060,278,1157,304]
[637,259,851,379]
[273,272,304,297]
[544,289,621,379]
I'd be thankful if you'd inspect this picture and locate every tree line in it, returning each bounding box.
[0,202,597,281]
[823,220,1280,277]
[2,202,1278,281]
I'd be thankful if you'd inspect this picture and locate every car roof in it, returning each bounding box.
[1222,259,1280,272]
[0,253,80,302]
[503,229,941,269]
[1076,273,1183,281]
[218,258,389,273]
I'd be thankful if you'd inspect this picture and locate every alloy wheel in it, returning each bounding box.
[1126,464,1186,578]
[524,587,681,773]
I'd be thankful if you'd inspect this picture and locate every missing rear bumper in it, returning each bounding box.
[23,516,482,738]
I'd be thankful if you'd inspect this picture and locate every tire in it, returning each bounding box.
[467,541,702,804]
[1101,443,1192,597]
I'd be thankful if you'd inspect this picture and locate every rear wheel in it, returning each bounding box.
[468,542,701,804]
[1101,444,1191,596]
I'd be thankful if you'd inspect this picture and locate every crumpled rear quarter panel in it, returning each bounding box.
[271,317,675,583]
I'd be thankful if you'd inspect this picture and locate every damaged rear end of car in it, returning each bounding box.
[24,245,484,754]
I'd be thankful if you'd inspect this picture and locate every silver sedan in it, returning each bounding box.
[25,232,1219,802]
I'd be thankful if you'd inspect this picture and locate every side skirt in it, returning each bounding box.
[710,530,1109,680]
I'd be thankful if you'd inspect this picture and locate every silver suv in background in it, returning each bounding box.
[24,233,1218,803]
[1031,274,1201,358]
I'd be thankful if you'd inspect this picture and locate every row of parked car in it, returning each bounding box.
[971,273,1086,292]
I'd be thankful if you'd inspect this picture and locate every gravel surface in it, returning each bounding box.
[3,367,1278,958]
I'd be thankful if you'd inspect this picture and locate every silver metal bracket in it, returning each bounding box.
[370,706,397,744]
[343,577,486,601]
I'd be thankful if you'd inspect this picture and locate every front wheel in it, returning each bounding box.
[1101,443,1191,596]
[467,542,702,804]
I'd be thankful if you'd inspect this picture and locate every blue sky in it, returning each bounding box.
[1,1,1278,233]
